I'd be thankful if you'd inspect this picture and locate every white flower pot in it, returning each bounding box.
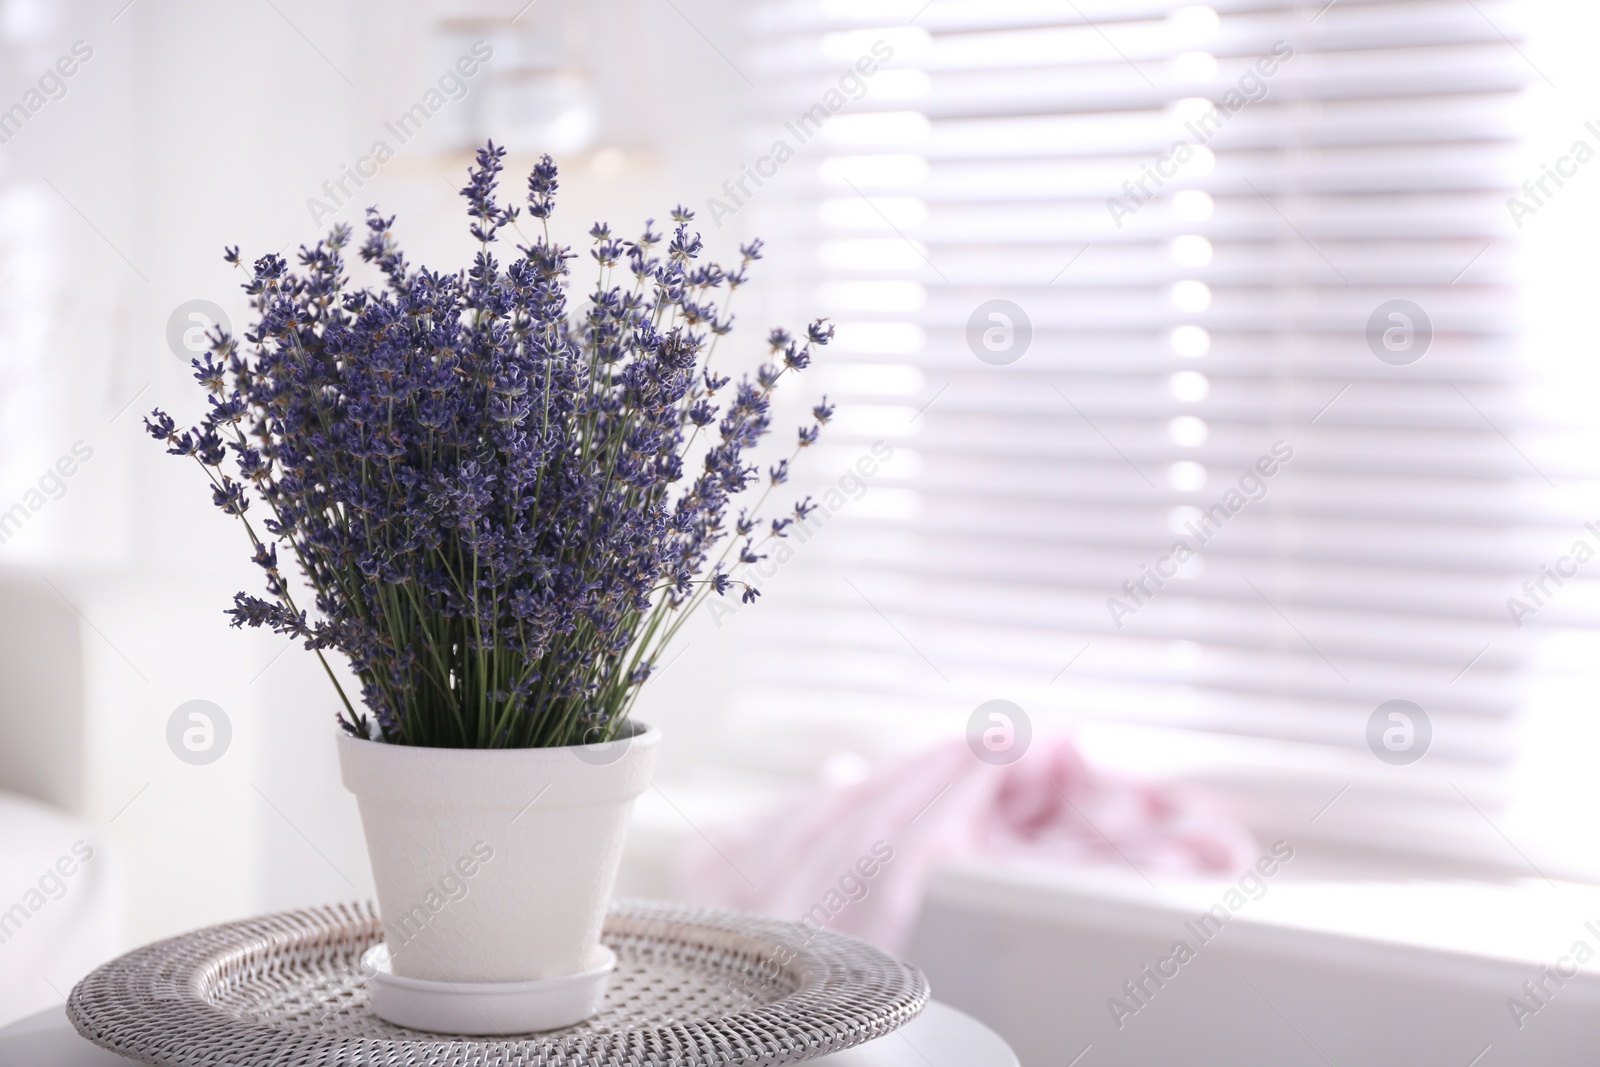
[337,722,659,990]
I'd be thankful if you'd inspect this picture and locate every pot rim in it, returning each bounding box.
[336,718,658,755]
[336,719,660,808]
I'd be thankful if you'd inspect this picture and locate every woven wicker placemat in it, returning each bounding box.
[66,900,929,1066]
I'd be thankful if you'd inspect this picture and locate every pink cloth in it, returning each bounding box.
[679,735,1255,952]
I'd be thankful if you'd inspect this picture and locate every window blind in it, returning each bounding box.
[704,0,1599,874]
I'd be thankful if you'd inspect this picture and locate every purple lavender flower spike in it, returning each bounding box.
[149,144,834,749]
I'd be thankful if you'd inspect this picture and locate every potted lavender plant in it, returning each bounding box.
[146,144,831,1032]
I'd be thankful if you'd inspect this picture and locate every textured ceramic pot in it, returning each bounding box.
[337,722,659,985]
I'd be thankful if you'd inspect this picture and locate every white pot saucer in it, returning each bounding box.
[361,943,618,1035]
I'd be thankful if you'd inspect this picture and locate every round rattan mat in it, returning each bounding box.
[66,900,929,1066]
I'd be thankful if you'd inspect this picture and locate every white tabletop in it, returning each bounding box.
[0,999,1017,1066]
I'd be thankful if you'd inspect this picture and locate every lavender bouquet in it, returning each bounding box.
[147,143,831,749]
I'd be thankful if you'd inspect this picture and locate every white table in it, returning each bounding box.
[0,999,1018,1066]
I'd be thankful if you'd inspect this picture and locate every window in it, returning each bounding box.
[711,0,1600,877]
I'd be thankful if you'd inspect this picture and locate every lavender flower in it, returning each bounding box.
[148,143,831,749]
